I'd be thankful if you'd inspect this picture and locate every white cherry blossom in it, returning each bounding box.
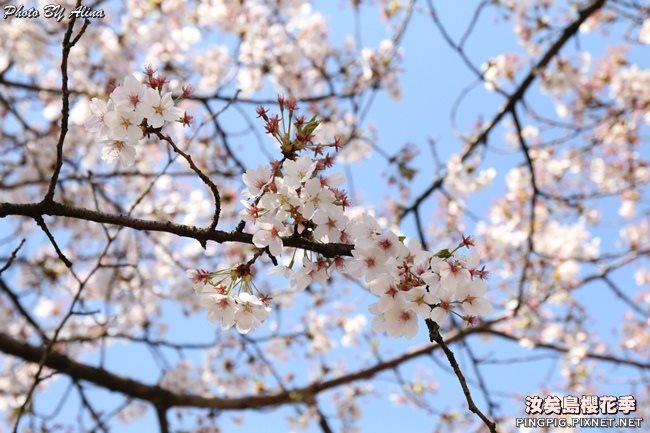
[141,88,182,128]
[312,208,348,242]
[639,18,650,44]
[100,140,136,166]
[384,303,419,339]
[111,75,146,112]
[457,279,492,317]
[202,293,237,330]
[252,219,289,257]
[234,293,270,334]
[429,291,454,326]
[282,155,317,189]
[85,98,113,137]
[438,260,471,292]
[405,286,435,318]
[104,108,143,144]
[242,164,272,197]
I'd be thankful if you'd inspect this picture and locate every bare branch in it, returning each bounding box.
[0,322,494,412]
[33,216,73,268]
[510,108,537,315]
[426,320,498,433]
[43,3,89,204]
[0,201,354,258]
[0,238,25,275]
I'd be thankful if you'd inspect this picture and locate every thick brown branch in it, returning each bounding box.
[155,404,170,433]
[0,76,357,105]
[1,317,645,417]
[0,324,488,411]
[0,201,354,258]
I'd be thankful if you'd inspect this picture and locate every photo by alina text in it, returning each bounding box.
[3,4,105,22]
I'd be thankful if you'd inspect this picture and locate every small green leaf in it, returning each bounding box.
[302,115,320,135]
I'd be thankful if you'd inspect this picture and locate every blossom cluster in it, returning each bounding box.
[358,39,402,99]
[188,266,271,334]
[610,65,650,124]
[352,228,491,339]
[188,98,351,333]
[243,99,351,254]
[481,53,524,91]
[85,69,187,166]
[185,98,492,338]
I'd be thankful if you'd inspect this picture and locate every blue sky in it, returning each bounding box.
[1,1,648,432]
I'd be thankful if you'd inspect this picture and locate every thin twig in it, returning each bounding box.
[43,3,88,203]
[152,130,222,233]
[34,216,72,268]
[0,238,25,275]
[0,278,49,342]
[510,108,537,315]
[426,320,498,433]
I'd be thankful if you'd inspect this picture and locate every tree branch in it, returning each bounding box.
[155,404,170,433]
[43,4,89,204]
[0,238,25,275]
[0,323,492,412]
[483,329,650,370]
[510,108,537,314]
[0,277,49,342]
[400,0,606,221]
[152,130,222,233]
[0,201,354,258]
[426,320,498,433]
[33,215,72,268]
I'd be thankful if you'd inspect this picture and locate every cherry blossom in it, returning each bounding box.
[384,303,419,339]
[100,140,136,166]
[2,1,648,432]
[233,293,270,334]
[202,293,237,330]
[242,164,273,198]
[639,18,650,44]
[457,279,492,317]
[85,73,187,162]
[104,108,143,144]
[281,155,317,189]
[111,74,146,112]
[252,219,289,257]
[140,88,182,128]
[85,98,113,137]
[429,291,454,326]
[482,53,524,91]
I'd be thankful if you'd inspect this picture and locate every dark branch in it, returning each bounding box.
[0,323,491,412]
[510,108,537,314]
[152,130,222,233]
[0,238,25,275]
[0,201,354,258]
[34,216,73,268]
[426,320,498,433]
[43,5,88,204]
